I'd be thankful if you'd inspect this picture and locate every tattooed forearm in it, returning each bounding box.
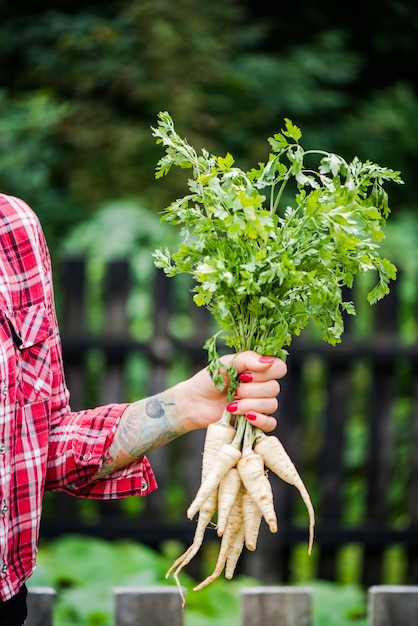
[93,390,185,480]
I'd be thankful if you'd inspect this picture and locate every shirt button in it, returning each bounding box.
[82,453,92,462]
[141,479,148,492]
[0,444,6,454]
[2,385,7,396]
[1,562,7,574]
[1,503,7,515]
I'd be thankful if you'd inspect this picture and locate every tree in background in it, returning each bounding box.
[0,0,417,256]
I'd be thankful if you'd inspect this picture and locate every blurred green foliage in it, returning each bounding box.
[29,535,368,626]
[0,0,416,258]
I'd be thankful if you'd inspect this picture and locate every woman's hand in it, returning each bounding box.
[172,350,287,433]
[93,351,287,478]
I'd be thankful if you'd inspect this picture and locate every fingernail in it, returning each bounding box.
[238,371,253,383]
[226,401,239,413]
[245,412,257,421]
[259,355,275,363]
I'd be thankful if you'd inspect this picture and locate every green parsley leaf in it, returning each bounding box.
[151,112,403,365]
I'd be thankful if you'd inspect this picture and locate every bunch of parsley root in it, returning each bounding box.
[151,112,402,601]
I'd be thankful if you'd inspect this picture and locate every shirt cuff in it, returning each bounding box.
[46,403,158,498]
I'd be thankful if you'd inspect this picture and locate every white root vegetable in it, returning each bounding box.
[187,443,241,520]
[254,434,315,554]
[225,524,245,580]
[166,491,217,579]
[166,419,236,584]
[193,487,244,591]
[237,451,277,533]
[216,467,242,536]
[242,490,263,551]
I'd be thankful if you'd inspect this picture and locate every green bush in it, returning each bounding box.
[29,535,367,626]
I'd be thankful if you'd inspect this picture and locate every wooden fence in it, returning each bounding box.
[39,257,418,588]
[26,585,418,626]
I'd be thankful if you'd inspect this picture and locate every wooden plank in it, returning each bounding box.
[37,518,418,550]
[60,257,89,411]
[26,587,56,626]
[240,586,312,626]
[99,260,131,405]
[138,272,170,518]
[113,587,184,626]
[368,586,418,626]
[102,260,131,337]
[406,364,418,583]
[318,361,351,581]
[142,269,174,517]
[371,277,399,339]
[361,282,400,586]
[149,268,173,385]
[59,257,87,333]
[362,360,396,587]
[270,359,304,583]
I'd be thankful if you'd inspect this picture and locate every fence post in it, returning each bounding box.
[113,586,184,626]
[26,587,56,626]
[240,586,313,626]
[368,586,418,626]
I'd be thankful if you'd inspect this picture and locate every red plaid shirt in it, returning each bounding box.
[0,194,157,601]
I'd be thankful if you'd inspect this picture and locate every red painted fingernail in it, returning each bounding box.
[259,355,275,363]
[238,371,253,383]
[226,401,239,413]
[245,412,257,421]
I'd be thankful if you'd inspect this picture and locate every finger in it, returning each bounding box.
[244,411,277,433]
[226,396,279,417]
[235,379,281,399]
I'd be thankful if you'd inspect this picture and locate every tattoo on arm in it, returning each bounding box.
[94,391,184,480]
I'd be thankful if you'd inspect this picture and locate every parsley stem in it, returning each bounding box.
[271,176,290,215]
[243,418,255,453]
[303,149,330,158]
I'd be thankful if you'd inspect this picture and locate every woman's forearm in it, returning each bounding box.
[93,390,186,479]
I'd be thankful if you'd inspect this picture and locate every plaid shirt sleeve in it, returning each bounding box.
[46,401,157,498]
